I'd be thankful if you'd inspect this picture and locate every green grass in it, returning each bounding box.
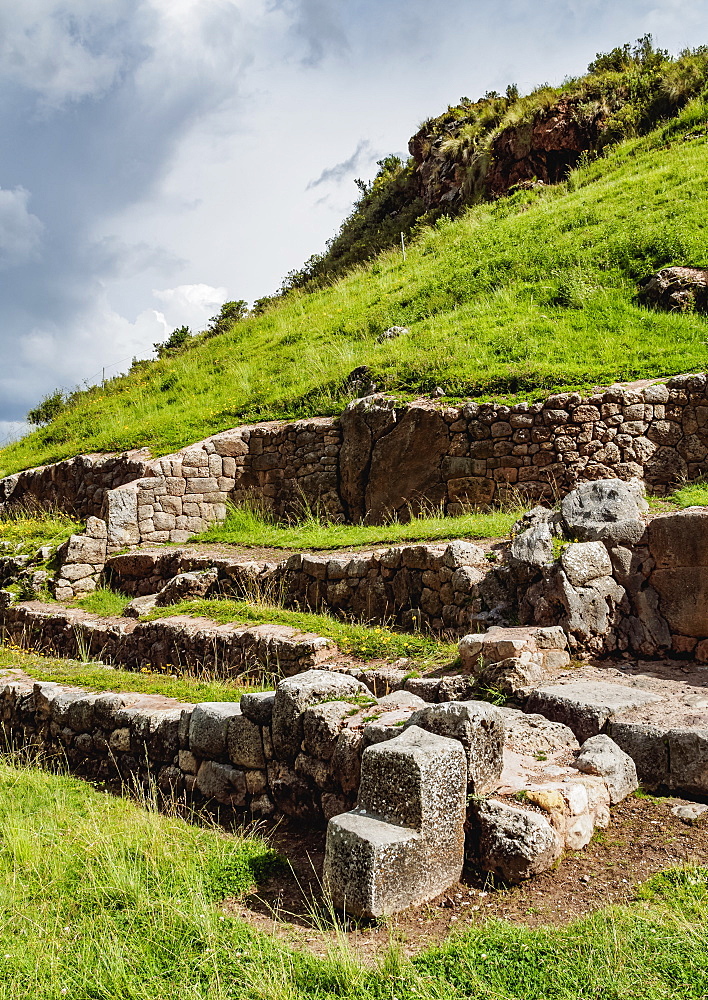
[0,760,286,999]
[0,645,257,702]
[0,510,81,556]
[194,502,520,550]
[3,99,708,478]
[144,598,457,665]
[75,587,131,617]
[668,480,708,508]
[1,757,708,998]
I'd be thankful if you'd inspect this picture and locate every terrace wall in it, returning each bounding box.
[2,374,707,547]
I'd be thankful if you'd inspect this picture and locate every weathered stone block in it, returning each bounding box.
[195,760,247,806]
[189,702,242,759]
[227,713,265,769]
[239,690,275,725]
[302,701,352,760]
[470,798,562,882]
[324,726,466,917]
[404,700,505,793]
[571,734,637,803]
[525,682,662,744]
[271,670,368,760]
[667,728,708,795]
[560,478,647,545]
[561,541,612,586]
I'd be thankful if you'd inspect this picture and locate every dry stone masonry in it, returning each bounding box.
[2,602,334,678]
[0,666,639,915]
[2,374,708,546]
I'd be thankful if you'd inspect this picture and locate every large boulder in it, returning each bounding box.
[364,405,449,523]
[560,479,648,546]
[469,798,562,882]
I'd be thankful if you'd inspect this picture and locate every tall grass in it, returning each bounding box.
[3,101,708,478]
[1,759,708,998]
[0,508,81,556]
[195,501,520,550]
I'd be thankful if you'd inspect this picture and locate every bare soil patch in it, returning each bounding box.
[229,794,708,962]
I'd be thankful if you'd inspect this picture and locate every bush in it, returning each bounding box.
[154,325,192,359]
[26,389,67,426]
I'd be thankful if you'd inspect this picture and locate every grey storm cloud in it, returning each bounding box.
[0,0,259,424]
[307,139,374,189]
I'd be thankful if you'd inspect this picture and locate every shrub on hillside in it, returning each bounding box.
[27,390,67,426]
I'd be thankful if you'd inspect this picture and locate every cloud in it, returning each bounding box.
[1,0,708,435]
[153,283,229,331]
[307,139,374,189]
[274,0,349,65]
[0,186,43,268]
[0,0,135,109]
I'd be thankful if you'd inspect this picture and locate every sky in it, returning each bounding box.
[1,0,707,443]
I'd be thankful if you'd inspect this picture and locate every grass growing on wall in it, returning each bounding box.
[143,598,458,665]
[193,502,520,550]
[3,99,708,478]
[1,759,708,998]
[0,509,81,555]
[0,645,258,702]
[75,587,132,617]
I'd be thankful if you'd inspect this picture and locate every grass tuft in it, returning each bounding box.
[668,480,708,508]
[194,501,520,550]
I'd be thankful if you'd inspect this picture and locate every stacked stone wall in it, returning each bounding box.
[2,375,707,547]
[0,450,151,519]
[0,669,638,904]
[105,417,342,548]
[1,602,334,678]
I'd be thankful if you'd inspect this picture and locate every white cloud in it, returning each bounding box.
[0,186,43,268]
[152,283,229,331]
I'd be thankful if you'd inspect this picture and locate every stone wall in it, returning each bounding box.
[340,374,708,521]
[106,540,492,631]
[105,417,342,548]
[1,602,334,678]
[0,450,151,519]
[3,374,707,548]
[0,667,636,903]
[500,481,708,659]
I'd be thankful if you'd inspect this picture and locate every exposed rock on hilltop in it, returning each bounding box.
[409,97,607,211]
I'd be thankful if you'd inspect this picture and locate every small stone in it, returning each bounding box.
[670,802,708,825]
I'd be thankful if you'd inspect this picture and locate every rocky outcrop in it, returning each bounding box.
[638,267,708,314]
[486,99,606,198]
[408,96,606,212]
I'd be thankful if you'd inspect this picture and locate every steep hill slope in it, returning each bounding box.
[2,96,708,478]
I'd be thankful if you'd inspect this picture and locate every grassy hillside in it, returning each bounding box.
[2,97,708,478]
[282,39,708,289]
